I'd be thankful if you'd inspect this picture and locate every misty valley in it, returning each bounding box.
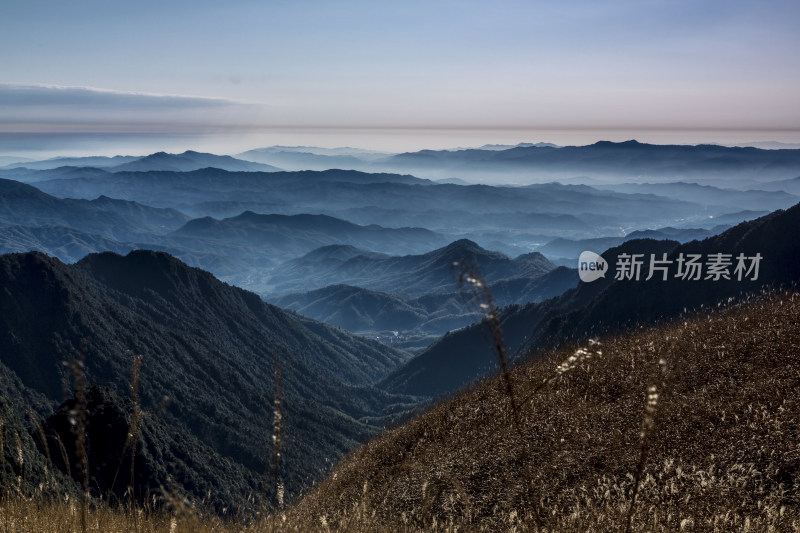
[1,140,799,529]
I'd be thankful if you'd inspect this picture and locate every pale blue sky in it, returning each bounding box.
[1,0,799,155]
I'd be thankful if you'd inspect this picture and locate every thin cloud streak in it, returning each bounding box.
[0,84,235,108]
[1,84,798,153]
[0,84,267,133]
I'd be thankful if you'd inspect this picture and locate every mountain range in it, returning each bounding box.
[14,165,776,236]
[379,140,800,184]
[1,150,281,173]
[381,202,800,397]
[235,140,800,187]
[1,141,799,522]
[7,142,800,190]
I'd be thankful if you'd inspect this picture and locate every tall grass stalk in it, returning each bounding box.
[270,360,284,533]
[66,355,89,533]
[453,261,520,427]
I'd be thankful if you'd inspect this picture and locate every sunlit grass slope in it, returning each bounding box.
[288,289,799,531]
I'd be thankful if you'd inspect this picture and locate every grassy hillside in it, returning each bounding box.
[286,288,800,531]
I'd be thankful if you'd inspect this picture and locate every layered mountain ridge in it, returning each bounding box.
[381,202,800,397]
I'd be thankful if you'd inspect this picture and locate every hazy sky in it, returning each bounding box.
[1,0,799,155]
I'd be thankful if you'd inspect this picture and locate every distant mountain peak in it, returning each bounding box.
[291,244,390,264]
[111,151,281,173]
[592,139,643,147]
[432,239,507,263]
[442,238,483,252]
[231,209,262,220]
[226,211,342,225]
[76,249,219,308]
[78,248,184,272]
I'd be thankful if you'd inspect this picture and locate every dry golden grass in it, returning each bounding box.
[3,289,799,532]
[0,496,262,533]
[285,289,800,532]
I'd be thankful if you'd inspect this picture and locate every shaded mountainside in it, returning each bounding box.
[382,202,800,397]
[37,385,261,509]
[289,290,800,531]
[0,396,79,499]
[0,250,421,510]
[266,239,557,297]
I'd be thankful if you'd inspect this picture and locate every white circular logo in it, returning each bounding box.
[578,251,608,283]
